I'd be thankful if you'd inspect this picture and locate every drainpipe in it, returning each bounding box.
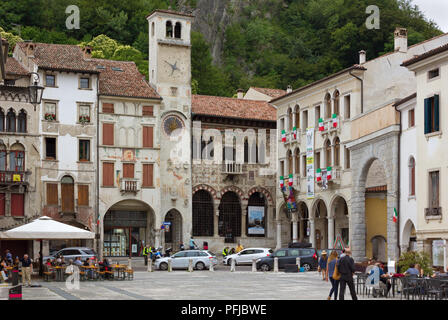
[394,102,402,261]
[96,74,101,260]
[349,70,364,114]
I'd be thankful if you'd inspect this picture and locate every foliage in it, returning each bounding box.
[398,251,432,276]
[0,27,23,54]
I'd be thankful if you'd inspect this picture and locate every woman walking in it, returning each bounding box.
[326,250,340,300]
[318,251,328,280]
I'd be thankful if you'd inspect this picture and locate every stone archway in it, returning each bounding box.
[401,219,417,253]
[330,196,349,248]
[312,199,328,250]
[164,209,183,250]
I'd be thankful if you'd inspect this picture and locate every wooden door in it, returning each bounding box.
[61,182,74,213]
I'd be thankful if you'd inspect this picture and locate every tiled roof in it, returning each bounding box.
[17,42,98,73]
[146,9,194,19]
[5,57,29,76]
[250,87,286,98]
[192,94,276,121]
[91,59,160,99]
[401,42,448,67]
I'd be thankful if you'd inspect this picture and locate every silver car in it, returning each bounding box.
[223,248,273,265]
[44,247,97,262]
[155,250,218,271]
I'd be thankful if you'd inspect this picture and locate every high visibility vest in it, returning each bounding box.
[143,247,150,255]
[222,249,228,256]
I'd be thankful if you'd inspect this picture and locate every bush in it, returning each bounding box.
[398,251,432,276]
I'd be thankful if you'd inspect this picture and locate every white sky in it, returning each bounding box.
[411,0,448,32]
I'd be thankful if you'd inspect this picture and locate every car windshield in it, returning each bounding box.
[82,249,96,255]
[207,251,215,257]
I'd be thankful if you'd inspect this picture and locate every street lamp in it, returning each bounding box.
[28,72,44,111]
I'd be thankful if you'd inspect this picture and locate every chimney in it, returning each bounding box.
[26,43,35,57]
[394,27,408,53]
[286,85,292,93]
[237,88,244,99]
[359,50,366,64]
[83,46,92,59]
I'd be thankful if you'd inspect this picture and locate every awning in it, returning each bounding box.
[0,216,95,240]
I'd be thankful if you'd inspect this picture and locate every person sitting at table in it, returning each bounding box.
[74,257,83,267]
[405,264,420,276]
[369,263,391,297]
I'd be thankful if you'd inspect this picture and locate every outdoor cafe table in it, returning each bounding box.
[54,266,66,282]
[81,265,99,280]
[110,264,126,280]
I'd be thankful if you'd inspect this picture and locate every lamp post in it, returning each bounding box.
[28,72,44,111]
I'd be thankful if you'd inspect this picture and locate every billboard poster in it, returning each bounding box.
[248,206,265,235]
[306,127,315,199]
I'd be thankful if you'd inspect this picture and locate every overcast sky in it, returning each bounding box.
[412,0,448,32]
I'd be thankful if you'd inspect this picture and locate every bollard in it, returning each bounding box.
[168,259,172,272]
[209,261,214,272]
[147,259,153,272]
[230,258,236,272]
[252,259,257,272]
[274,257,279,273]
[296,257,301,271]
[128,258,132,270]
[188,259,193,272]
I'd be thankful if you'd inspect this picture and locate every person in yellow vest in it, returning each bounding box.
[236,243,244,253]
[143,244,151,266]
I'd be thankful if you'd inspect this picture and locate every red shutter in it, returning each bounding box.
[46,183,58,205]
[123,163,135,178]
[0,193,5,215]
[142,164,154,187]
[103,123,114,146]
[103,163,114,187]
[61,183,74,213]
[78,185,89,206]
[11,193,24,216]
[103,103,114,114]
[142,106,154,116]
[143,126,153,148]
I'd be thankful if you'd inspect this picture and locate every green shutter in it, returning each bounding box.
[434,94,440,132]
[424,98,430,134]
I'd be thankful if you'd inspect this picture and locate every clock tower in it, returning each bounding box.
[146,10,194,248]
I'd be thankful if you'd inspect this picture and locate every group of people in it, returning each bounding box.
[0,250,33,286]
[222,243,244,257]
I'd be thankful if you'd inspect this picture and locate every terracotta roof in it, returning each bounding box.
[192,95,276,121]
[394,92,416,107]
[270,64,366,103]
[17,42,98,73]
[5,57,29,76]
[91,59,160,99]
[146,9,194,19]
[402,42,448,67]
[250,87,286,98]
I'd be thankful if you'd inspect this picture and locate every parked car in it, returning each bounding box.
[288,242,312,248]
[43,247,97,262]
[256,247,318,272]
[317,248,344,258]
[223,248,273,266]
[155,250,218,271]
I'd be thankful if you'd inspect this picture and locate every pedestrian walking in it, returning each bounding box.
[189,238,197,250]
[326,250,340,300]
[318,250,328,280]
[21,254,33,287]
[337,247,357,300]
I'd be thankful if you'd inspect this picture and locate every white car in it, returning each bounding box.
[155,250,218,271]
[223,248,273,266]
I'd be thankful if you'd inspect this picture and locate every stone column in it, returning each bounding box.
[328,216,334,248]
[213,202,219,237]
[276,220,282,249]
[299,218,304,242]
[309,219,315,248]
[292,214,299,243]
[241,200,248,238]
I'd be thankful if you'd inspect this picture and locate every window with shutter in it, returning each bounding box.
[11,194,24,216]
[61,176,74,213]
[143,126,153,148]
[122,163,135,178]
[103,123,114,145]
[78,185,89,206]
[46,183,58,205]
[142,105,154,116]
[142,164,154,187]
[103,103,114,114]
[103,163,114,187]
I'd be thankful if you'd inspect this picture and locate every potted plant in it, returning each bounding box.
[398,251,432,276]
[44,113,56,121]
[79,115,90,124]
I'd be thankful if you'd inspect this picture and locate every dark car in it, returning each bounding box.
[256,247,318,272]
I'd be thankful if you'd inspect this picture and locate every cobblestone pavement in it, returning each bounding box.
[20,268,398,300]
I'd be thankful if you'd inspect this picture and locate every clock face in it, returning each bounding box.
[163,115,185,138]
[158,46,190,84]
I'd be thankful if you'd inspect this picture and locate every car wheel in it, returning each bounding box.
[303,263,311,271]
[159,262,168,271]
[260,263,271,272]
[227,259,232,266]
[195,262,205,270]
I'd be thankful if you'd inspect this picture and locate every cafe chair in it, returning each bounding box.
[125,269,134,280]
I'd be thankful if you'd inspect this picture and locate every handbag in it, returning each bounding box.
[332,259,341,280]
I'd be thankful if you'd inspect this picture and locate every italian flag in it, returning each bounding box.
[327,166,332,180]
[279,176,284,188]
[318,118,324,131]
[281,129,286,142]
[288,173,293,186]
[393,208,398,223]
[316,168,322,182]
[332,114,338,128]
[293,126,297,139]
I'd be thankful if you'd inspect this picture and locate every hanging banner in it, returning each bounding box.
[248,206,265,235]
[306,127,315,199]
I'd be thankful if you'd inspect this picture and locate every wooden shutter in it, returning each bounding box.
[11,193,24,216]
[434,94,439,132]
[122,163,135,178]
[103,103,114,114]
[78,185,89,206]
[103,123,114,146]
[103,163,114,187]
[143,126,153,148]
[46,183,58,205]
[142,164,154,187]
[142,105,154,116]
[0,193,5,215]
[411,166,415,196]
[424,98,430,134]
[61,183,74,213]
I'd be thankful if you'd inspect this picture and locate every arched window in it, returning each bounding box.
[61,175,75,213]
[409,157,415,196]
[218,191,241,239]
[6,109,16,132]
[334,137,340,167]
[0,144,6,171]
[10,143,25,172]
[325,93,331,119]
[287,108,292,131]
[244,138,249,163]
[192,190,214,236]
[295,148,300,175]
[166,21,173,38]
[0,109,4,132]
[287,149,293,175]
[325,139,332,167]
[18,110,26,133]
[174,22,182,39]
[333,90,340,116]
[151,22,155,37]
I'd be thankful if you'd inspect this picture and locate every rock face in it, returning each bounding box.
[179,0,246,65]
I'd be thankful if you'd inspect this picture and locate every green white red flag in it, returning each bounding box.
[393,208,398,223]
